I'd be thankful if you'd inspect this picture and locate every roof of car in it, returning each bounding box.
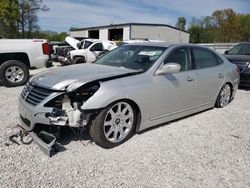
[124,42,220,53]
[125,42,173,47]
[124,42,204,48]
[239,42,250,44]
[129,42,219,47]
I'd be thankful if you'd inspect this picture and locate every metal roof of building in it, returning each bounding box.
[70,23,189,33]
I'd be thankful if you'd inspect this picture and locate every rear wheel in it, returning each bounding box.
[89,101,136,148]
[215,84,232,108]
[0,60,29,87]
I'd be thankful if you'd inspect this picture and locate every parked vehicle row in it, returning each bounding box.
[224,42,250,87]
[0,39,49,87]
[18,42,240,156]
[1,37,248,88]
[52,37,117,66]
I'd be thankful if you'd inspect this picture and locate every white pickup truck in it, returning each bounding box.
[0,39,49,87]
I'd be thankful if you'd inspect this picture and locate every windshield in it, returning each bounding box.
[228,43,250,55]
[94,45,166,71]
[83,41,94,49]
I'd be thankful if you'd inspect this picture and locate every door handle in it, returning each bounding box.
[186,76,195,81]
[218,73,225,78]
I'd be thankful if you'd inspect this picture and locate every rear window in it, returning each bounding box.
[193,48,222,69]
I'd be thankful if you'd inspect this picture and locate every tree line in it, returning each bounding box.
[0,0,66,41]
[176,9,250,43]
[1,2,249,43]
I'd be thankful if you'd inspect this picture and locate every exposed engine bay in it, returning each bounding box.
[47,82,100,128]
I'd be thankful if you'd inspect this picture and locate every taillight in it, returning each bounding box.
[42,43,49,55]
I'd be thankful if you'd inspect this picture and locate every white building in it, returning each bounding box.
[69,23,190,43]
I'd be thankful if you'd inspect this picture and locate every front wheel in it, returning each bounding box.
[72,57,86,64]
[0,60,29,87]
[215,84,232,108]
[89,101,136,148]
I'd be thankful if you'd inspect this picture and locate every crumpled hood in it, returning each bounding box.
[31,64,139,90]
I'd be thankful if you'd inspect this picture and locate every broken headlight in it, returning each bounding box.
[67,82,100,109]
[44,94,64,109]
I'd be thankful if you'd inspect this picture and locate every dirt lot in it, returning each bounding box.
[0,67,250,187]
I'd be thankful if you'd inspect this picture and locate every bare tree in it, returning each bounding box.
[19,0,49,38]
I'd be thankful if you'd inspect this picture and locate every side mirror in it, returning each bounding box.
[224,50,229,54]
[155,63,181,75]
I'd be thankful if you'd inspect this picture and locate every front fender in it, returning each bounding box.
[80,75,152,128]
[82,87,130,110]
[70,49,86,59]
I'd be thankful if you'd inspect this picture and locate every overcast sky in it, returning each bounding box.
[38,0,250,32]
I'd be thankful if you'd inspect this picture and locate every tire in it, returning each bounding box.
[72,57,86,64]
[0,60,29,87]
[89,101,136,148]
[215,84,232,108]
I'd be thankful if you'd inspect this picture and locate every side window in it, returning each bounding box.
[83,41,93,49]
[240,44,250,55]
[215,55,224,65]
[228,45,241,55]
[164,47,191,71]
[90,43,103,51]
[192,48,220,69]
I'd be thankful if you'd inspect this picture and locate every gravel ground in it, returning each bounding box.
[0,67,250,188]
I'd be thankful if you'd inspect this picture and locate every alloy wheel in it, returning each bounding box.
[220,85,231,107]
[5,66,24,83]
[103,102,134,143]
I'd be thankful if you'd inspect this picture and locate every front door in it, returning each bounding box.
[87,43,104,63]
[151,47,198,120]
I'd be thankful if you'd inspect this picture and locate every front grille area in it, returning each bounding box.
[21,82,54,105]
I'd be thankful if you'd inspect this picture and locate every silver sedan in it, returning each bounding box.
[18,43,240,153]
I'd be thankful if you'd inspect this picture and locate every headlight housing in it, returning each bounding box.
[67,82,100,108]
[66,52,71,59]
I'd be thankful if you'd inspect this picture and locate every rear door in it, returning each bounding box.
[191,47,225,104]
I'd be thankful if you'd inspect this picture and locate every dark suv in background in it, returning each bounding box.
[224,42,250,87]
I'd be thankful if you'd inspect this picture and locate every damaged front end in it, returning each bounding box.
[47,82,101,128]
[18,81,101,157]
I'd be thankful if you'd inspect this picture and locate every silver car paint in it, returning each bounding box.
[18,43,239,132]
[81,44,239,131]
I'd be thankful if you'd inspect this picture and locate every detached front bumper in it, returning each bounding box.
[18,96,54,131]
[18,96,61,156]
[56,56,71,65]
[18,93,96,156]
